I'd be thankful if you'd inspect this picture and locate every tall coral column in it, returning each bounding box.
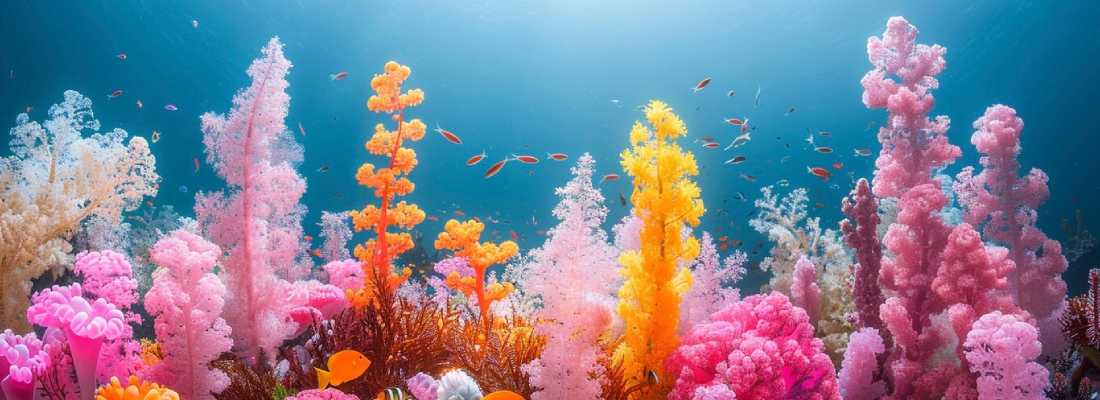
[347,61,427,306]
[614,100,704,397]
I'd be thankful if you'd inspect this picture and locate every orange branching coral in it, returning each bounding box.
[614,100,704,398]
[434,219,519,320]
[95,376,180,400]
[347,61,428,307]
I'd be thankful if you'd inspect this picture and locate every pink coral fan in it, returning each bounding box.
[837,328,886,400]
[954,104,1067,352]
[406,372,439,400]
[861,16,958,198]
[521,153,619,400]
[322,259,364,291]
[144,229,233,400]
[1,329,50,400]
[666,292,840,400]
[73,250,144,381]
[841,178,886,333]
[27,283,126,400]
[286,389,360,400]
[681,232,746,330]
[791,255,822,323]
[194,37,306,362]
[963,311,1049,399]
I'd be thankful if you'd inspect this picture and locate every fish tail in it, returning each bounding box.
[316,367,331,389]
[329,74,336,80]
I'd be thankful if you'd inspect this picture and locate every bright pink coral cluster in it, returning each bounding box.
[666,292,840,400]
[791,255,822,323]
[286,389,360,400]
[73,250,144,381]
[194,36,305,361]
[287,280,348,336]
[144,229,233,400]
[1,329,49,400]
[861,16,958,198]
[963,311,1049,399]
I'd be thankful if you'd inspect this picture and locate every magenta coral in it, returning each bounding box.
[144,229,233,400]
[73,250,143,381]
[681,232,746,330]
[841,178,886,333]
[665,292,840,400]
[522,153,619,400]
[286,280,348,336]
[26,283,125,400]
[194,37,305,362]
[286,388,360,400]
[861,16,958,198]
[954,104,1067,352]
[963,311,1049,399]
[837,328,886,400]
[791,255,822,323]
[1,329,49,400]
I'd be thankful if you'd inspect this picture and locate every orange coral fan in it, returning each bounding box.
[347,61,428,307]
[434,219,519,320]
[96,376,179,400]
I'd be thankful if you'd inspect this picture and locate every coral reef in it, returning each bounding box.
[347,61,427,306]
[194,37,305,362]
[841,178,887,338]
[614,100,703,397]
[0,90,158,332]
[680,231,746,331]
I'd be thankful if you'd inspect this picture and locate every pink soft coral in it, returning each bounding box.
[963,311,1049,399]
[837,328,886,400]
[286,280,348,336]
[27,284,126,400]
[143,230,233,400]
[521,153,619,400]
[666,292,840,400]
[1,329,50,400]
[861,16,958,199]
[73,250,144,382]
[954,104,1067,353]
[286,389,360,400]
[791,255,822,323]
[322,259,364,292]
[194,37,305,362]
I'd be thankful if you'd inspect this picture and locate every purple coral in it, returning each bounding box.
[666,292,840,400]
[964,311,1049,399]
[26,284,125,400]
[1,330,49,400]
[194,37,305,362]
[144,229,233,400]
[406,372,439,400]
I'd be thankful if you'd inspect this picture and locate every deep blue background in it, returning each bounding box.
[2,1,1097,293]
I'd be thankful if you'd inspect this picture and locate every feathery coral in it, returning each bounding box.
[0,90,158,332]
[614,100,703,397]
[285,389,360,400]
[666,292,841,399]
[434,219,519,320]
[143,229,233,400]
[681,231,746,331]
[194,37,305,361]
[95,376,180,400]
[347,61,427,307]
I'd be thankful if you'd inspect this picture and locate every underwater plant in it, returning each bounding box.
[143,229,233,400]
[194,37,306,362]
[94,376,179,400]
[518,153,619,400]
[955,104,1068,353]
[665,292,841,399]
[347,60,428,306]
[434,219,520,321]
[0,90,158,332]
[614,100,703,397]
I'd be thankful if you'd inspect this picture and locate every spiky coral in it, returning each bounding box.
[614,100,703,397]
[95,376,179,400]
[194,37,305,361]
[347,61,428,307]
[0,90,158,332]
[1061,269,1100,394]
[434,219,519,321]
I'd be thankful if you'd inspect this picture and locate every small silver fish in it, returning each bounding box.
[724,132,752,150]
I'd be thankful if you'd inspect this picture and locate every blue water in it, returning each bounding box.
[2,1,1098,293]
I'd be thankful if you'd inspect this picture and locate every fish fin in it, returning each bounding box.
[328,74,336,81]
[316,367,331,389]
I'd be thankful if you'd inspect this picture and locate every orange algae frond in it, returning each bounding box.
[434,219,519,320]
[348,61,427,307]
[614,100,704,398]
[95,376,180,400]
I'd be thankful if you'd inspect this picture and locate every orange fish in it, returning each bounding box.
[316,350,370,389]
[547,152,568,161]
[483,391,525,400]
[427,215,439,222]
[724,118,744,126]
[485,158,509,178]
[466,151,487,166]
[193,157,200,173]
[600,173,620,184]
[510,230,519,241]
[511,154,539,164]
[808,166,831,181]
[109,89,123,99]
[435,124,462,144]
[692,77,712,93]
[832,162,844,170]
[304,235,313,242]
[719,243,729,252]
[719,235,729,242]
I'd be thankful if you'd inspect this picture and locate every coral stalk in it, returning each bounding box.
[434,219,519,320]
[841,178,886,333]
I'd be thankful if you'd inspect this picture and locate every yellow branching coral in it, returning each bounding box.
[347,61,428,307]
[435,219,519,321]
[614,100,704,398]
[95,376,179,400]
